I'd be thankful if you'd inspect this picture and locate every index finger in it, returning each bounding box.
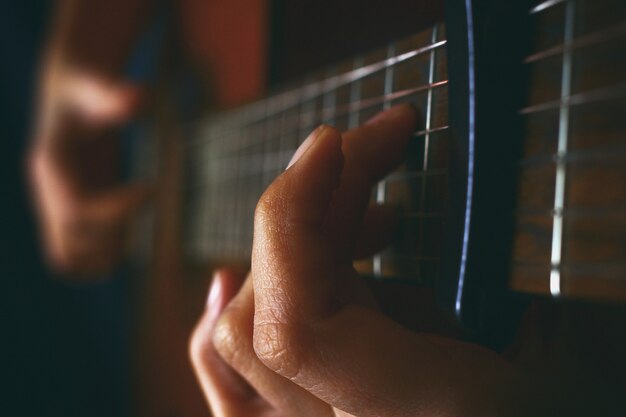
[252,104,417,322]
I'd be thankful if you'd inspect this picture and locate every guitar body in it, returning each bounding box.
[131,0,626,415]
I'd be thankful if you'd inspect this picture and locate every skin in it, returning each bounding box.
[28,0,154,276]
[28,0,265,277]
[189,105,550,417]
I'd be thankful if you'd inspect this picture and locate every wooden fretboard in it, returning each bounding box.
[183,23,449,284]
[511,0,626,300]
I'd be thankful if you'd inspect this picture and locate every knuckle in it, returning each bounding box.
[254,171,293,224]
[253,320,304,381]
[254,187,292,244]
[211,308,248,366]
[254,180,300,243]
[254,187,282,227]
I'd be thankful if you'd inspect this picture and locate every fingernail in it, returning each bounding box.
[286,125,328,169]
[365,103,416,125]
[206,272,223,310]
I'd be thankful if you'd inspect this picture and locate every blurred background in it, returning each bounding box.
[1,2,133,416]
[0,1,441,416]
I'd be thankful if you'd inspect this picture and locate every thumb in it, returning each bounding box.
[190,269,258,414]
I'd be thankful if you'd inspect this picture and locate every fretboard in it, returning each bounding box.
[511,0,626,299]
[183,23,449,283]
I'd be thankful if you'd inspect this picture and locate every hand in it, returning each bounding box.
[28,67,151,277]
[190,105,545,416]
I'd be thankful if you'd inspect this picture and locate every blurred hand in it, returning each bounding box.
[190,105,546,417]
[29,67,151,277]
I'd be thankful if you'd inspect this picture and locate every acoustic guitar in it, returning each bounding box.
[129,0,626,415]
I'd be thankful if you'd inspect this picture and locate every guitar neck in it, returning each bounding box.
[151,0,626,307]
[183,22,450,284]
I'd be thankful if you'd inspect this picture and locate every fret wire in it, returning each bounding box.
[524,21,626,64]
[191,121,450,171]
[224,131,235,257]
[191,164,447,187]
[287,88,304,166]
[244,123,258,259]
[374,42,397,277]
[184,33,445,134]
[199,150,304,181]
[322,40,446,102]
[299,89,318,139]
[207,137,217,255]
[187,143,199,257]
[194,137,203,257]
[277,95,291,172]
[518,142,626,167]
[198,81,449,156]
[550,0,575,297]
[348,55,365,129]
[418,24,440,280]
[514,262,626,274]
[261,103,275,194]
[515,207,626,218]
[253,109,271,254]
[196,154,448,184]
[216,122,231,257]
[219,129,230,258]
[206,135,218,255]
[256,39,447,123]
[530,0,567,15]
[519,81,626,115]
[335,81,449,122]
[185,24,452,266]
[414,125,449,137]
[233,125,249,258]
[322,66,338,125]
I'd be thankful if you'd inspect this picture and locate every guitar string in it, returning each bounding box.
[530,0,568,15]
[188,164,449,185]
[417,24,441,281]
[515,206,626,217]
[188,25,447,266]
[549,0,576,297]
[189,126,451,175]
[184,32,447,144]
[519,81,626,115]
[193,134,447,250]
[190,81,448,158]
[188,37,448,131]
[186,15,625,149]
[372,42,395,277]
[525,20,626,64]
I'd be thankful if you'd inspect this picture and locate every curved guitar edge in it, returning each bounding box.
[438,0,531,348]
